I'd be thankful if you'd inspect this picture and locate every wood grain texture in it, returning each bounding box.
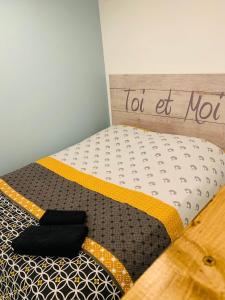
[122,185,225,300]
[110,74,225,149]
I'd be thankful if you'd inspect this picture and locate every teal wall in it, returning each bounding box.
[0,0,109,175]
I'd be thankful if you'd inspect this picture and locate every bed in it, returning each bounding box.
[0,74,225,300]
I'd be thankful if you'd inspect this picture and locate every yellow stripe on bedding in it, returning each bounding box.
[37,157,184,241]
[0,179,45,219]
[0,179,133,293]
[83,238,133,292]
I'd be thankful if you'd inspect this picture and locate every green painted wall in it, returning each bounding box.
[0,0,109,175]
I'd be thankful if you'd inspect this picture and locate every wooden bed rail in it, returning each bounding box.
[123,185,225,300]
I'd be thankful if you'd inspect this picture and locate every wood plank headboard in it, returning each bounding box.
[110,74,225,149]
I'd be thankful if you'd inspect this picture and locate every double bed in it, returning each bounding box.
[1,74,225,300]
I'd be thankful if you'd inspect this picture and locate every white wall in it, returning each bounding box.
[99,0,225,74]
[0,0,108,175]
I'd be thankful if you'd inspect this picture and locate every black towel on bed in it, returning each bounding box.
[12,225,88,258]
[39,210,87,226]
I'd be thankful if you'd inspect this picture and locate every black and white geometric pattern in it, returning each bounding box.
[0,193,122,300]
[53,125,225,226]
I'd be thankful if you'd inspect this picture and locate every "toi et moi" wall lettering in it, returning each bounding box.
[123,88,224,125]
[110,74,225,148]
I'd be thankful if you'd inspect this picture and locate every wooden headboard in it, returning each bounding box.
[110,74,225,149]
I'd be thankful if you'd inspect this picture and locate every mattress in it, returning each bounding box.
[0,125,224,300]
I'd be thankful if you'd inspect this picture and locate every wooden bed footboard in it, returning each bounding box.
[122,185,225,300]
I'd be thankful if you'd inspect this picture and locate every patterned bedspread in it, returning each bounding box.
[0,125,224,300]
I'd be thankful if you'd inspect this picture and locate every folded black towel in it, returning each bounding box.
[39,210,87,226]
[12,225,88,258]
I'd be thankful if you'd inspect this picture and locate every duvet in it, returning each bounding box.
[0,125,224,300]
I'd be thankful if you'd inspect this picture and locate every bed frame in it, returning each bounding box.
[109,74,225,299]
[110,74,225,149]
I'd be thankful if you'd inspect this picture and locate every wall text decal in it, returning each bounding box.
[112,88,225,125]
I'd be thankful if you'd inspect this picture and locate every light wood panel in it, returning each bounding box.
[110,74,225,149]
[122,185,225,300]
